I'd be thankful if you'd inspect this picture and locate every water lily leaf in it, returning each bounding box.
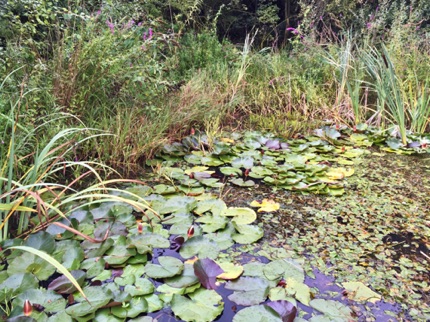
[201,155,224,166]
[48,270,86,294]
[145,256,184,279]
[266,300,297,322]
[341,281,382,303]
[0,273,38,302]
[144,293,163,313]
[326,167,354,180]
[13,289,66,315]
[233,305,282,322]
[220,167,242,176]
[104,236,136,265]
[82,238,114,258]
[199,178,224,188]
[111,297,148,318]
[263,258,305,283]
[309,299,353,321]
[196,214,228,233]
[231,156,254,169]
[223,207,257,225]
[386,137,403,149]
[249,166,274,179]
[342,148,365,158]
[184,166,212,175]
[123,278,154,296]
[250,199,280,212]
[194,199,227,217]
[171,289,224,322]
[283,154,307,165]
[165,263,199,288]
[184,153,203,165]
[127,233,170,254]
[180,236,220,259]
[153,184,177,195]
[286,279,311,306]
[194,258,224,289]
[327,187,345,196]
[232,224,264,244]
[94,308,124,321]
[217,262,244,280]
[25,231,55,254]
[65,286,112,318]
[268,287,296,303]
[226,277,270,306]
[230,178,256,187]
[7,253,56,281]
[156,196,197,215]
[206,225,235,251]
[265,139,281,150]
[54,240,85,271]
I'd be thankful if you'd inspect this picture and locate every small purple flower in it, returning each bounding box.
[286,27,299,35]
[143,33,147,41]
[106,20,115,34]
[148,28,153,39]
[138,22,142,27]
[366,22,372,29]
[96,10,101,16]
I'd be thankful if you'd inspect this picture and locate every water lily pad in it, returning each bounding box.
[25,231,55,253]
[341,281,382,303]
[226,277,270,306]
[201,155,224,166]
[195,214,228,233]
[233,305,282,322]
[230,178,256,187]
[127,233,170,254]
[194,199,227,217]
[231,156,254,169]
[155,196,197,215]
[145,256,184,279]
[286,278,311,306]
[124,278,154,296]
[217,262,244,280]
[223,207,257,225]
[232,224,264,244]
[263,258,305,283]
[104,235,136,265]
[65,286,112,318]
[110,296,148,318]
[8,253,56,281]
[180,236,220,259]
[250,199,280,212]
[165,264,199,288]
[309,299,353,321]
[249,166,274,179]
[13,288,66,315]
[220,167,242,176]
[171,289,224,322]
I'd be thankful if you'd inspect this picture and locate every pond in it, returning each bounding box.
[1,127,429,321]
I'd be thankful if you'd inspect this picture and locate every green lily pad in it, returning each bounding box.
[104,235,136,265]
[25,231,55,254]
[263,258,305,283]
[231,156,254,169]
[225,277,270,306]
[309,299,353,321]
[230,178,256,187]
[179,236,220,259]
[201,155,224,166]
[13,288,66,315]
[223,207,257,225]
[8,253,56,281]
[171,289,224,322]
[123,278,154,297]
[233,305,282,322]
[164,263,199,288]
[220,167,242,176]
[145,256,184,279]
[127,233,170,254]
[232,224,264,244]
[155,196,197,215]
[65,286,112,318]
[341,281,382,303]
[195,214,228,233]
[111,297,148,318]
[194,199,227,217]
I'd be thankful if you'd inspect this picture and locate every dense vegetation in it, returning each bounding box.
[0,0,429,320]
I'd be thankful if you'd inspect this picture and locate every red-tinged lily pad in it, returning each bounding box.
[265,300,297,322]
[193,258,224,290]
